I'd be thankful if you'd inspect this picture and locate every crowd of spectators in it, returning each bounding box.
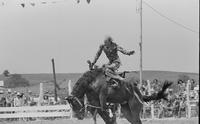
[0,89,65,108]
[0,89,68,122]
[140,79,199,118]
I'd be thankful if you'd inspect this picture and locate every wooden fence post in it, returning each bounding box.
[186,80,191,118]
[38,83,43,106]
[51,59,58,102]
[68,80,72,96]
[147,80,155,119]
[68,80,73,119]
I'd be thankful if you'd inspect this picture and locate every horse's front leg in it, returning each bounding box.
[93,109,98,124]
[88,107,98,124]
[99,92,107,111]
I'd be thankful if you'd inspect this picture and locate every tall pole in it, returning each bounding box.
[140,0,143,88]
[51,58,58,102]
[137,0,143,88]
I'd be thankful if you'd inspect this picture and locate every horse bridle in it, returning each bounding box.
[71,96,103,113]
[68,96,85,113]
[73,96,83,108]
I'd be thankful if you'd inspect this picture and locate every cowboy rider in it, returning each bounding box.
[91,36,135,82]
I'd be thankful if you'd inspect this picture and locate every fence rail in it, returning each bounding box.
[0,105,72,119]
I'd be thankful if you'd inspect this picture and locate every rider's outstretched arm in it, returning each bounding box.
[92,45,104,65]
[117,45,134,55]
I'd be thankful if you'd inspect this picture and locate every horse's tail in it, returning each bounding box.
[142,81,173,102]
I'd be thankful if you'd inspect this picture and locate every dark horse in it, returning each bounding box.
[66,63,172,124]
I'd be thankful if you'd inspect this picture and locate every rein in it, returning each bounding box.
[79,103,102,113]
[76,102,102,113]
[73,96,83,108]
[73,96,102,112]
[86,103,102,109]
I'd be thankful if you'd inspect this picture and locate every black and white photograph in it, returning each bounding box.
[0,0,199,123]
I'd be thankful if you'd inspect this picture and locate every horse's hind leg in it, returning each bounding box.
[128,97,143,124]
[88,108,98,124]
[121,103,134,124]
[110,104,118,124]
[99,88,108,111]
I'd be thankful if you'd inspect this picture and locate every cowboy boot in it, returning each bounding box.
[114,75,125,81]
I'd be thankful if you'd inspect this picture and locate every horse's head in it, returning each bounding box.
[66,96,85,120]
[66,62,105,119]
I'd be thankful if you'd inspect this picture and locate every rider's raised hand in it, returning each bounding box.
[91,62,95,69]
[87,60,93,70]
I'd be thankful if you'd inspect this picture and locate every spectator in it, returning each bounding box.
[172,97,181,118]
[140,86,146,95]
[158,100,165,118]
[5,89,14,107]
[26,90,35,106]
[178,96,186,118]
[49,97,56,105]
[0,90,4,97]
[194,85,199,100]
[42,95,49,106]
[190,79,196,90]
[14,92,24,107]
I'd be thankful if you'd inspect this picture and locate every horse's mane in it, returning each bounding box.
[82,68,104,84]
[71,68,104,97]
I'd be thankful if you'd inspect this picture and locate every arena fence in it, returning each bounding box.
[0,104,72,119]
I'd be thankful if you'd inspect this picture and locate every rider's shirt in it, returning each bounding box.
[103,44,118,63]
[93,42,130,65]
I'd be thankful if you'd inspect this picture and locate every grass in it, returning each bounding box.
[0,117,198,124]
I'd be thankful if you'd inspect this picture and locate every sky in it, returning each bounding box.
[0,0,199,74]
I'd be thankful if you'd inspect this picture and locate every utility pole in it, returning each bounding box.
[51,58,58,102]
[137,0,143,88]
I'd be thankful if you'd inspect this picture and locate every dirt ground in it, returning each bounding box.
[0,117,198,124]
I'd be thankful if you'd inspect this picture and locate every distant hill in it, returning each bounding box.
[0,71,199,97]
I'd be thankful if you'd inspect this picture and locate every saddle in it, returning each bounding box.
[105,71,127,88]
[87,60,130,88]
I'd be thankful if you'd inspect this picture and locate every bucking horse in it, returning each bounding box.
[66,61,172,124]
